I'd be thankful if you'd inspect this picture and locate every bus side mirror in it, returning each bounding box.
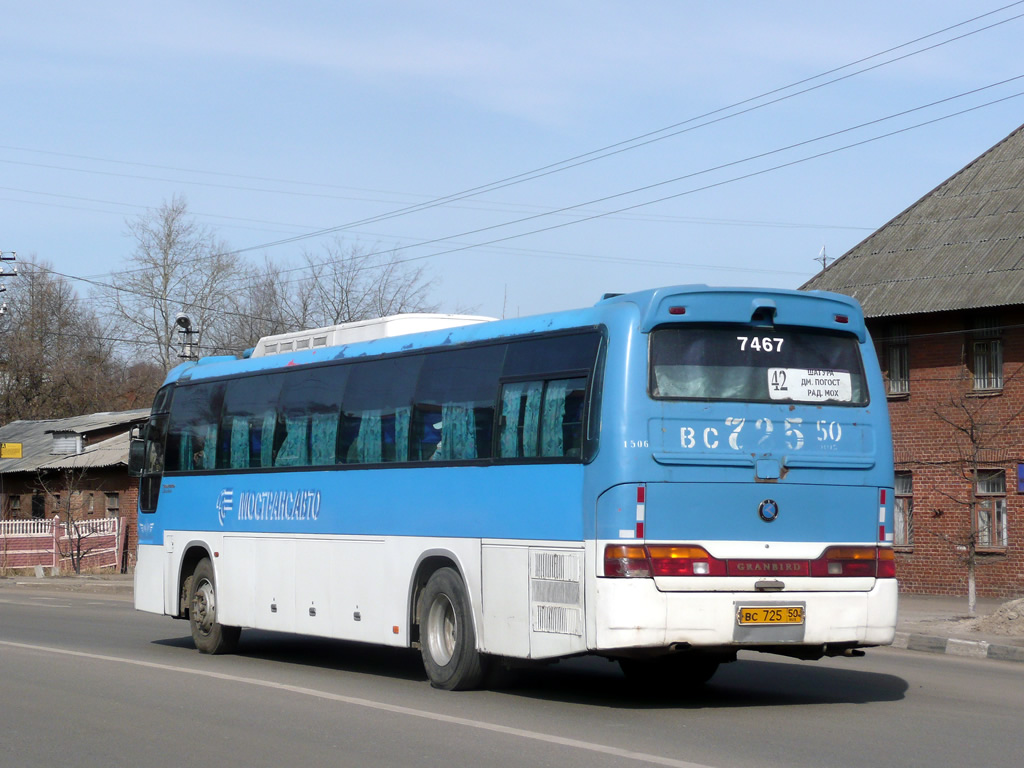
[128,438,145,477]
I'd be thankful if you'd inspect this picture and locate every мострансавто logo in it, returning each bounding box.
[217,488,321,526]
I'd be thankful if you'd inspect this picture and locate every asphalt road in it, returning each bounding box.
[1,588,1022,768]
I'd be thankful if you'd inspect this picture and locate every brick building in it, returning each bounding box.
[803,123,1024,598]
[0,409,149,572]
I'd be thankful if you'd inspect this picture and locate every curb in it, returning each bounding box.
[892,631,1024,663]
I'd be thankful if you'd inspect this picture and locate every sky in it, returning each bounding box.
[2,1,1023,322]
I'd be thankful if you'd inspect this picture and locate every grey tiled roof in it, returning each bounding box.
[802,123,1024,318]
[0,409,149,474]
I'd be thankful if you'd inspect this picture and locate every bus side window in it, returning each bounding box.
[275,365,346,467]
[341,357,421,465]
[165,382,225,472]
[499,377,587,459]
[412,345,504,462]
[222,374,284,469]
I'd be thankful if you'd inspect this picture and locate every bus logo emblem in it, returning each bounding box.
[758,499,779,522]
[217,489,234,526]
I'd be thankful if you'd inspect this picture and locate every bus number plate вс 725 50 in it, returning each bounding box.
[736,606,805,625]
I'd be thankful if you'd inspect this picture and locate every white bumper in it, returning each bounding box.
[592,577,898,651]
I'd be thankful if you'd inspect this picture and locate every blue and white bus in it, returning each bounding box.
[132,285,897,690]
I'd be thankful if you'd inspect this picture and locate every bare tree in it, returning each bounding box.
[36,468,120,575]
[288,240,438,328]
[204,257,291,355]
[100,195,242,369]
[207,239,439,355]
[0,260,121,422]
[915,365,1024,616]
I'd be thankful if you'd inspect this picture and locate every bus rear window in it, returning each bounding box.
[649,326,868,405]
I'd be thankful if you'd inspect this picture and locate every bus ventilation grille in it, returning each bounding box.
[530,551,583,636]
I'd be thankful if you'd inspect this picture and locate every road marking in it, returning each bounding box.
[0,639,715,768]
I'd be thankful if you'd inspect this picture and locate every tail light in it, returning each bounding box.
[647,545,726,576]
[603,544,725,577]
[809,546,895,578]
[604,544,895,578]
[603,545,651,578]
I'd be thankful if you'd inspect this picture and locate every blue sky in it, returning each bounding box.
[3,1,1023,319]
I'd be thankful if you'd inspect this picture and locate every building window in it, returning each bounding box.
[971,318,1003,391]
[976,470,1008,549]
[886,324,909,395]
[31,494,45,519]
[86,492,95,515]
[105,493,120,516]
[10,495,21,516]
[894,472,913,546]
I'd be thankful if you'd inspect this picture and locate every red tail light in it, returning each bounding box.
[604,544,896,578]
[647,545,727,576]
[603,545,651,578]
[876,547,896,578]
[603,544,726,577]
[810,546,895,578]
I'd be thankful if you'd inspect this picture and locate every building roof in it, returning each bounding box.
[802,123,1024,318]
[0,409,149,474]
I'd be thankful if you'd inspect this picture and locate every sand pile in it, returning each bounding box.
[969,598,1024,636]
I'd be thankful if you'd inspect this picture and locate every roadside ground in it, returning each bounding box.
[2,574,1022,661]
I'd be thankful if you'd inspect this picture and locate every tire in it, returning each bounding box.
[418,567,487,690]
[619,654,720,688]
[188,558,241,655]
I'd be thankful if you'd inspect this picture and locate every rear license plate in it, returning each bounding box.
[737,605,804,625]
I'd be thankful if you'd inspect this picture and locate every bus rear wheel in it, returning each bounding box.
[188,558,240,655]
[418,568,486,690]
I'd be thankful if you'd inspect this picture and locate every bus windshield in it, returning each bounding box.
[649,325,867,405]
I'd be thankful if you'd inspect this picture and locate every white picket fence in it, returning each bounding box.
[0,516,126,572]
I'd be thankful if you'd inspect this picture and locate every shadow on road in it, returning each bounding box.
[152,631,907,709]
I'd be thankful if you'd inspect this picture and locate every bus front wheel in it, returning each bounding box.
[418,568,486,690]
[188,558,241,655]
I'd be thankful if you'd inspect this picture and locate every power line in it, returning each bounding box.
[44,69,1024,300]
[3,2,1020,260]
[257,78,1024,286]
[203,5,1024,259]
[30,81,1024,326]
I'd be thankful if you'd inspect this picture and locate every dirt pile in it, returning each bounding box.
[969,598,1024,636]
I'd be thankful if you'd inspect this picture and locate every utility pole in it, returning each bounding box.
[175,313,199,361]
[814,244,831,271]
[0,250,17,315]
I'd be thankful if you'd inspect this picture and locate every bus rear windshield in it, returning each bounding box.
[650,326,868,405]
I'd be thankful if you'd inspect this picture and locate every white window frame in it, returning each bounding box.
[972,318,1003,391]
[894,472,913,547]
[887,325,909,395]
[975,470,1008,549]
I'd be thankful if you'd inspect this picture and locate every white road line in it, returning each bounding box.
[0,639,716,768]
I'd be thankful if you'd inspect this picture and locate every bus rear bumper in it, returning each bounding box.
[592,578,898,653]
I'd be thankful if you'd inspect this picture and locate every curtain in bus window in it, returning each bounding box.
[499,384,522,457]
[353,410,383,463]
[311,412,338,465]
[276,414,309,467]
[540,380,569,457]
[438,404,476,461]
[260,410,276,468]
[202,424,218,469]
[500,381,543,458]
[177,431,193,471]
[394,407,410,462]
[230,418,249,469]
